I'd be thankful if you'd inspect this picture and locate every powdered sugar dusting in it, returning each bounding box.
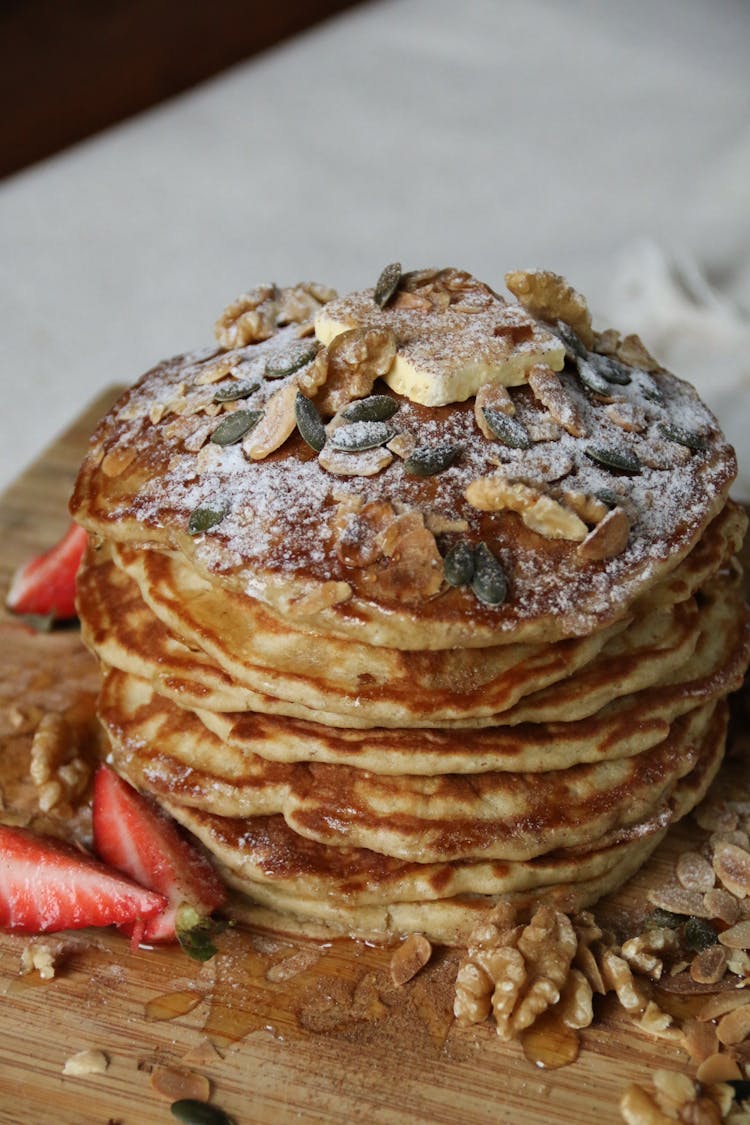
[71,283,738,637]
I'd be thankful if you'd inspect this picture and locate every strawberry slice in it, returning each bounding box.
[6,522,88,620]
[0,823,166,934]
[92,766,226,943]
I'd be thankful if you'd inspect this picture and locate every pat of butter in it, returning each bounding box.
[315,292,564,407]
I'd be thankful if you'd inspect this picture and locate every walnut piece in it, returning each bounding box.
[215,282,336,348]
[62,1049,109,1077]
[465,475,588,541]
[370,511,444,602]
[505,269,593,348]
[30,713,92,816]
[313,327,397,417]
[621,928,679,981]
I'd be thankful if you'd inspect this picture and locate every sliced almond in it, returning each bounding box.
[576,506,630,561]
[717,1003,750,1046]
[695,1052,743,1084]
[390,934,432,987]
[718,921,750,950]
[149,1065,210,1103]
[527,365,586,437]
[713,843,750,898]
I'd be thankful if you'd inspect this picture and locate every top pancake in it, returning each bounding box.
[70,268,738,650]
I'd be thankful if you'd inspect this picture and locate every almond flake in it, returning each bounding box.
[717,1003,750,1046]
[677,851,716,893]
[647,886,711,918]
[703,888,741,926]
[149,1065,210,1103]
[718,921,750,950]
[390,934,432,987]
[713,843,750,899]
[695,1053,743,1084]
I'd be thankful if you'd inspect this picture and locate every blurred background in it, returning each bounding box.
[1,0,748,494]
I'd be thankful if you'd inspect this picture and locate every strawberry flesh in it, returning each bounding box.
[0,823,166,934]
[6,522,88,620]
[93,766,226,943]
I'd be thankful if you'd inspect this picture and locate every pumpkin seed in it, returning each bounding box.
[175,904,225,962]
[330,420,397,452]
[482,408,531,449]
[170,1100,234,1125]
[373,262,402,308]
[265,342,319,379]
[443,541,475,587]
[403,441,462,477]
[683,915,717,953]
[643,908,682,932]
[341,395,400,423]
[295,392,326,452]
[594,488,621,509]
[553,320,588,360]
[727,1080,750,1102]
[212,380,260,403]
[658,422,708,453]
[638,372,664,403]
[576,358,611,397]
[210,409,263,446]
[593,353,631,385]
[471,542,508,606]
[188,505,228,535]
[584,445,642,475]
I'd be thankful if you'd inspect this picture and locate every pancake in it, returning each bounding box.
[70,271,738,651]
[101,663,722,863]
[70,266,749,943]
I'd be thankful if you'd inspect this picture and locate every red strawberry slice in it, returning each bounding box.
[0,823,166,934]
[6,522,88,620]
[93,766,226,943]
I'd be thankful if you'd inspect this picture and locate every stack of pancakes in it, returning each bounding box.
[70,268,749,943]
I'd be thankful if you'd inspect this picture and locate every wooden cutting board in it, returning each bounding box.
[0,389,743,1125]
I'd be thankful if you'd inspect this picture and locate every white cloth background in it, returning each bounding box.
[1,0,748,496]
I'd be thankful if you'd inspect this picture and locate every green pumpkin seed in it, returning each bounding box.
[553,320,588,360]
[188,505,228,535]
[330,420,397,452]
[403,441,462,477]
[584,445,642,475]
[682,916,717,952]
[594,353,631,385]
[175,904,225,962]
[658,422,708,453]
[212,380,260,403]
[638,372,664,403]
[594,488,621,509]
[265,343,319,379]
[170,1100,234,1125]
[342,395,400,423]
[210,409,263,446]
[576,358,611,397]
[482,409,531,449]
[443,541,475,587]
[373,262,402,308]
[471,542,508,606]
[643,908,681,931]
[295,392,326,452]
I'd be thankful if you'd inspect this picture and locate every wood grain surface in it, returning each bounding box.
[0,389,744,1125]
